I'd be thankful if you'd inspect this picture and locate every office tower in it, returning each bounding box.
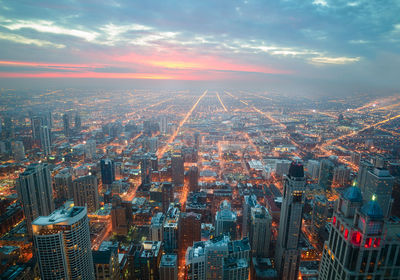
[93,248,120,280]
[111,195,133,235]
[311,194,329,238]
[32,203,94,280]
[350,151,361,165]
[163,206,180,254]
[39,125,51,155]
[63,113,70,137]
[150,212,165,241]
[275,161,306,280]
[151,154,158,171]
[249,206,272,258]
[2,116,14,139]
[31,115,44,141]
[75,113,81,131]
[159,115,168,134]
[363,168,394,217]
[131,241,163,280]
[185,235,250,280]
[171,154,184,186]
[242,195,258,238]
[179,212,201,259]
[85,140,97,160]
[54,169,73,203]
[188,166,199,191]
[318,159,335,189]
[275,159,291,177]
[159,254,178,280]
[333,165,351,186]
[101,159,115,185]
[319,185,400,279]
[194,132,200,149]
[16,163,54,237]
[72,175,99,213]
[307,159,320,180]
[215,200,237,239]
[357,160,374,190]
[11,140,25,161]
[140,154,152,186]
[162,182,174,213]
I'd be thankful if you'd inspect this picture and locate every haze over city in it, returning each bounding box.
[1,1,400,280]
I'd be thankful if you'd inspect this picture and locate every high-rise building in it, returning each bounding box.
[72,175,99,213]
[101,159,115,186]
[333,165,351,186]
[357,160,374,190]
[362,168,394,217]
[75,113,81,131]
[93,248,120,280]
[159,254,178,280]
[140,154,152,186]
[311,194,329,238]
[131,241,163,280]
[179,212,201,259]
[162,182,174,213]
[194,132,200,149]
[242,195,258,238]
[188,166,199,192]
[85,140,97,160]
[2,116,14,139]
[54,169,73,203]
[39,125,51,155]
[150,212,165,241]
[163,206,180,254]
[31,113,52,142]
[63,113,70,137]
[16,163,54,237]
[275,161,306,280]
[215,200,237,239]
[32,203,95,280]
[111,195,132,235]
[11,140,25,161]
[318,159,334,189]
[159,115,168,134]
[185,235,250,280]
[319,185,400,279]
[306,159,320,181]
[171,154,184,186]
[249,206,272,258]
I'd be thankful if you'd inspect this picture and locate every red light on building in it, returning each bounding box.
[365,238,372,248]
[344,229,348,240]
[351,231,362,246]
[373,238,381,248]
[333,216,336,225]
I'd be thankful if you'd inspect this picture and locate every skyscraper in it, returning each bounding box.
[16,163,54,237]
[100,159,115,186]
[63,113,70,137]
[249,206,272,258]
[163,206,180,254]
[72,175,99,213]
[318,159,334,190]
[11,140,25,161]
[75,113,81,131]
[362,168,394,217]
[179,212,201,260]
[357,160,374,190]
[171,154,184,186]
[162,182,174,213]
[275,161,306,280]
[32,203,95,280]
[215,200,237,239]
[311,194,329,238]
[159,254,178,280]
[111,195,133,235]
[188,166,199,192]
[319,185,400,279]
[54,169,73,204]
[39,125,51,155]
[242,194,258,238]
[140,154,152,186]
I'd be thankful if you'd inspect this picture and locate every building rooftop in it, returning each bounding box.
[160,254,177,267]
[32,202,86,227]
[361,199,383,220]
[343,186,363,203]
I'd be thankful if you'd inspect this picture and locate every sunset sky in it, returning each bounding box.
[0,0,400,95]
